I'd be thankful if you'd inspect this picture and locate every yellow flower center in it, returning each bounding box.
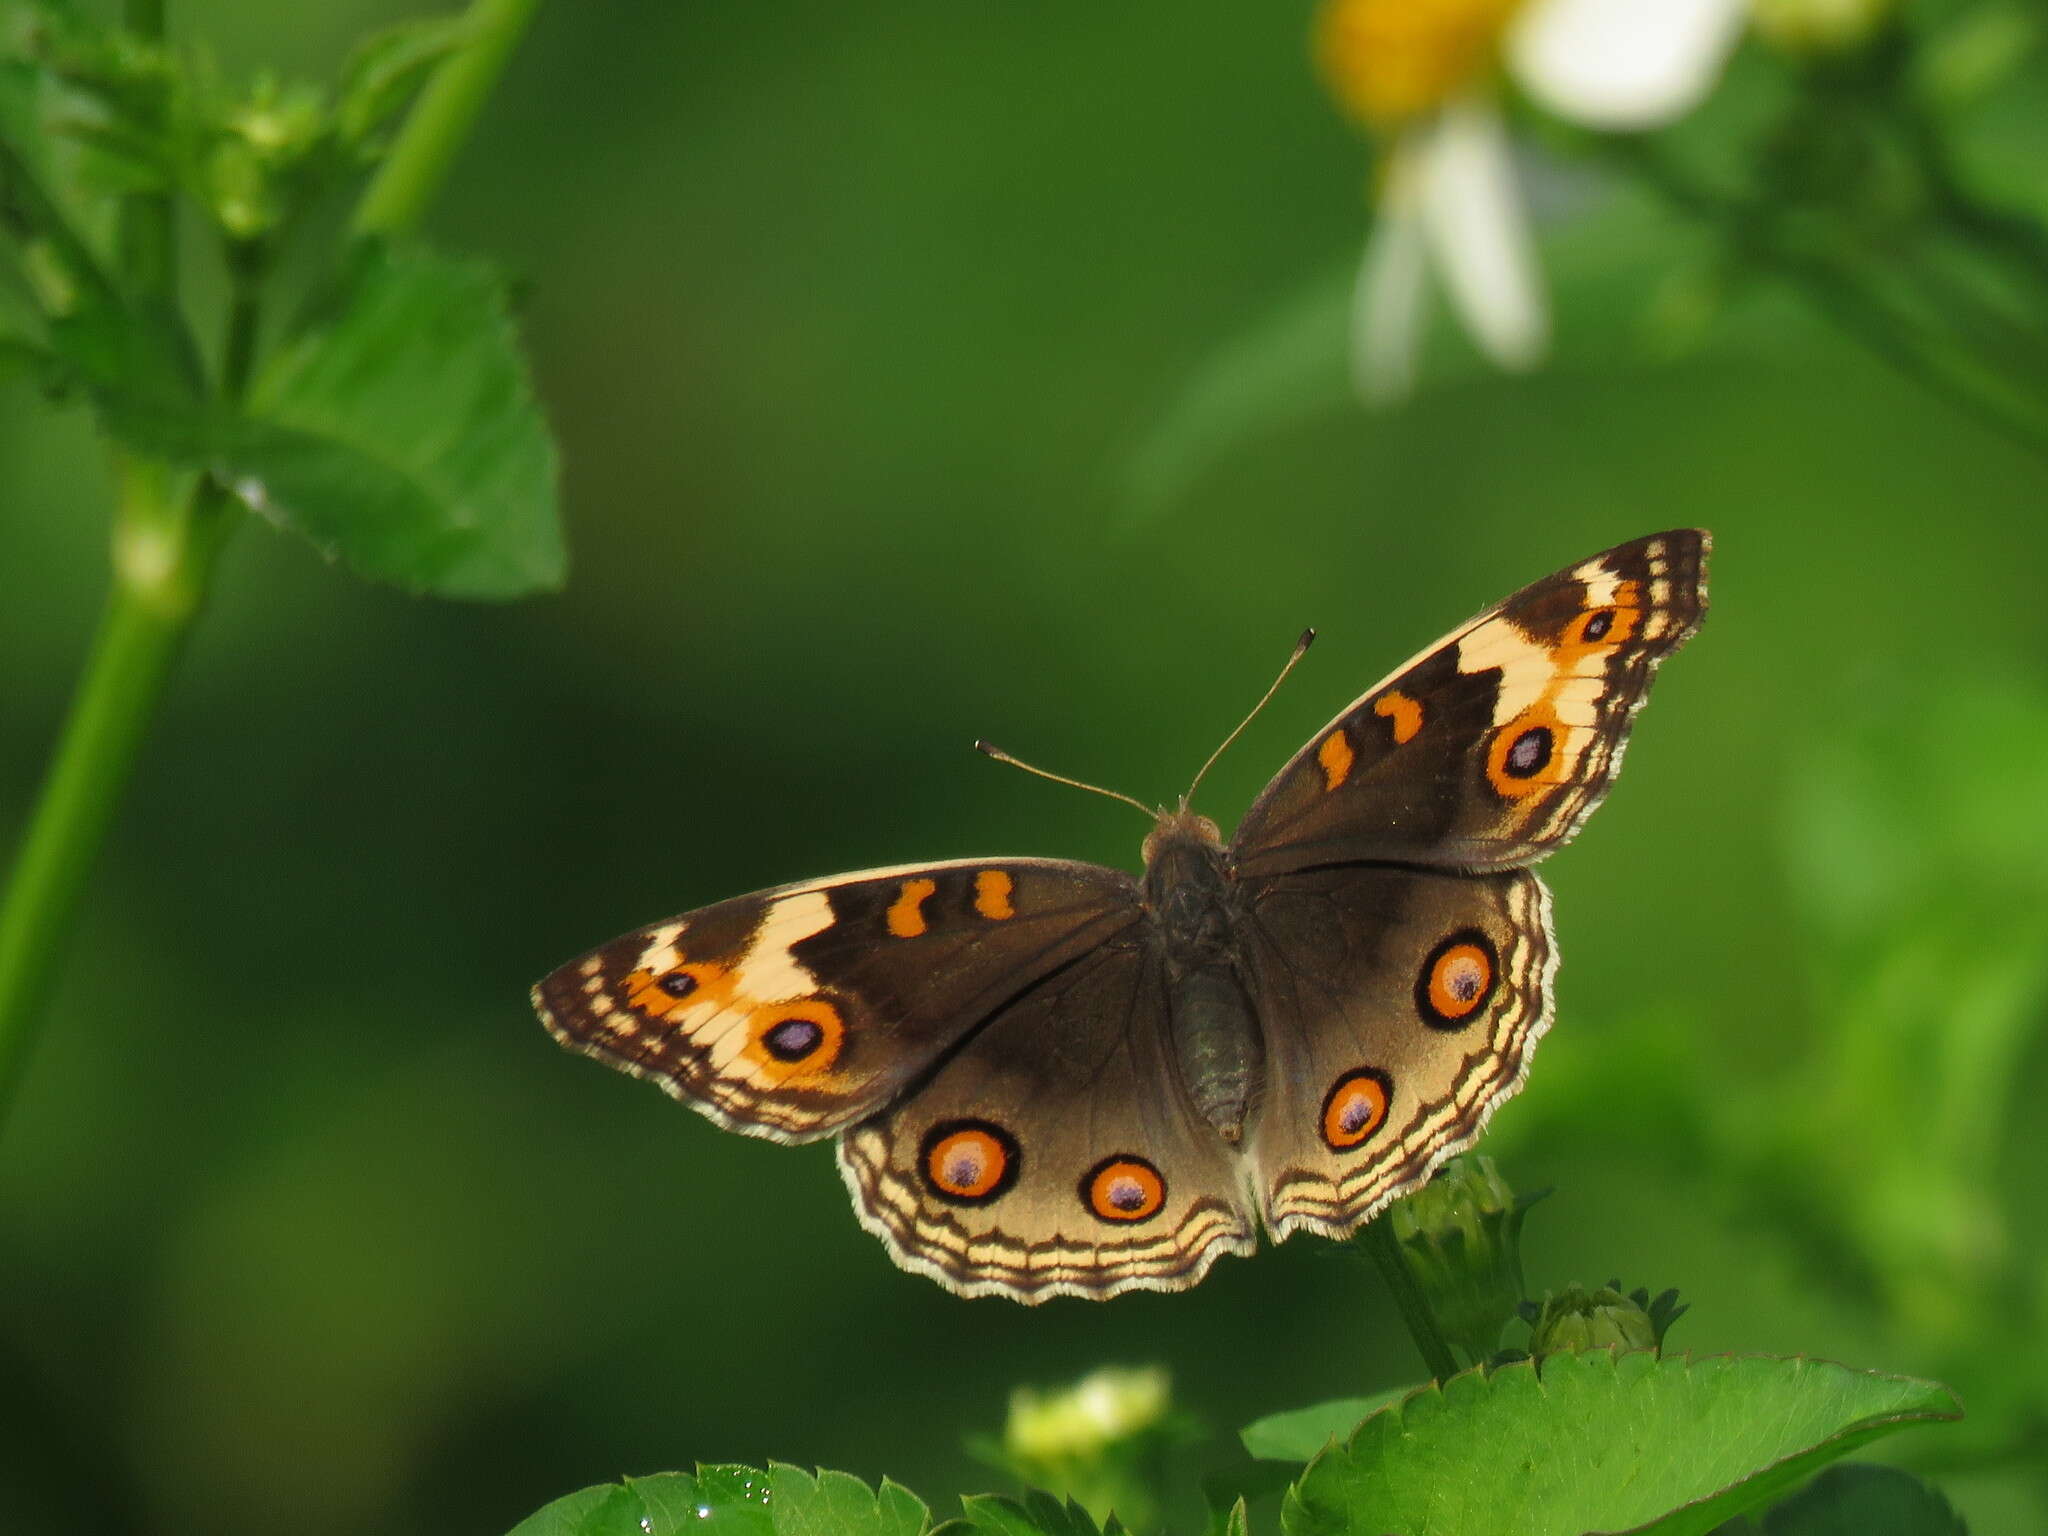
[1315,0,1529,130]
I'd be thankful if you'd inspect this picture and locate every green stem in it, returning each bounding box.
[1361,1216,1461,1382]
[0,468,235,1120]
[352,0,543,239]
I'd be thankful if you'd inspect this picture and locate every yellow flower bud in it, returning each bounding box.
[1004,1367,1171,1464]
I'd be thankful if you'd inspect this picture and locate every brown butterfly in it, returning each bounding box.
[533,531,1708,1302]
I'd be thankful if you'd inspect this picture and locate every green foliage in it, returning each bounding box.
[950,1491,1130,1536]
[1238,1391,1411,1463]
[973,1366,1189,1534]
[1280,1353,1960,1536]
[773,1465,932,1536]
[0,0,561,597]
[509,1468,777,1536]
[1381,1155,1541,1368]
[502,1348,1966,1536]
[221,241,562,596]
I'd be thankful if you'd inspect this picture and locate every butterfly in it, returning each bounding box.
[533,530,1708,1303]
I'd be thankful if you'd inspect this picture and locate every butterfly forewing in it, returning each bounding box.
[533,857,1141,1143]
[1231,529,1709,876]
[1238,864,1555,1236]
[838,943,1258,1303]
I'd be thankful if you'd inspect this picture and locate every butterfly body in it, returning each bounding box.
[1140,807,1260,1144]
[536,531,1709,1303]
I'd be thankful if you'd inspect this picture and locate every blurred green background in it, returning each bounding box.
[3,1,2046,1532]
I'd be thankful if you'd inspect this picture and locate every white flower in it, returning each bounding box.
[1317,0,1750,401]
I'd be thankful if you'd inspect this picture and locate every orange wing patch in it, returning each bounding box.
[1373,690,1424,744]
[1318,729,1356,791]
[886,877,937,938]
[624,959,735,1021]
[974,869,1015,920]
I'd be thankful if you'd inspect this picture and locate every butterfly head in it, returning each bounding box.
[1141,803,1224,871]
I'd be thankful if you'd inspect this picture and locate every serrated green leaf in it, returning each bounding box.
[1761,1464,1966,1536]
[1280,1353,1960,1536]
[768,1463,930,1536]
[221,239,563,597]
[955,1492,1114,1536]
[668,1466,778,1536]
[503,1481,645,1536]
[1240,1388,1413,1462]
[956,1495,1047,1536]
[502,1466,776,1536]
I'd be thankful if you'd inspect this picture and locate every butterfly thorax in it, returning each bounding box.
[1141,806,1263,1146]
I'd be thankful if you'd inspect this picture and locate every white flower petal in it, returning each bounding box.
[1354,146,1430,403]
[1416,100,1547,373]
[1508,0,1748,129]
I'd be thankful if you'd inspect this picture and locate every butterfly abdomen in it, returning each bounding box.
[1143,810,1263,1145]
[1168,964,1263,1145]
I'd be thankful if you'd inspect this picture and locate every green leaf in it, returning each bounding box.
[1280,1353,1960,1536]
[0,59,207,429]
[335,15,468,150]
[504,1482,645,1536]
[1240,1389,1414,1462]
[1761,1464,1966,1535]
[954,1492,1122,1536]
[956,1494,1056,1536]
[503,1466,776,1536]
[769,1464,930,1536]
[222,239,563,598]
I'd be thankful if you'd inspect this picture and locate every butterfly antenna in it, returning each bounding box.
[975,741,1156,821]
[1185,628,1316,808]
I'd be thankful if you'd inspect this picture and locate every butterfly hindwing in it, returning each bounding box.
[838,943,1258,1303]
[1240,863,1556,1236]
[1231,529,1709,876]
[533,857,1142,1143]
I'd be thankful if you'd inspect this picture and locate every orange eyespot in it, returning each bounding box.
[742,998,844,1080]
[624,961,727,1017]
[921,1120,1020,1204]
[1417,931,1497,1029]
[1321,1069,1392,1151]
[1485,710,1564,797]
[1567,605,1638,648]
[1081,1155,1167,1223]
